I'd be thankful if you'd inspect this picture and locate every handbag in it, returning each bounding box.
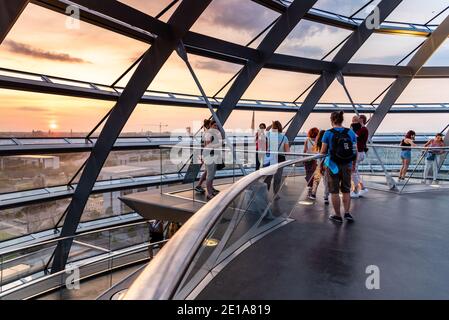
[426,152,436,161]
[216,162,226,170]
[264,134,287,167]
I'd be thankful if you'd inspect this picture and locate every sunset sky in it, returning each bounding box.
[0,0,449,134]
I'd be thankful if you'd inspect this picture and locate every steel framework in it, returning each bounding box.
[0,0,29,43]
[216,0,318,124]
[286,0,403,140]
[367,14,449,137]
[50,0,213,273]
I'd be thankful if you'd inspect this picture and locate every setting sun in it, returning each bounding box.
[49,121,58,130]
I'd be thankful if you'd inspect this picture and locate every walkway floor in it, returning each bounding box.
[197,182,449,299]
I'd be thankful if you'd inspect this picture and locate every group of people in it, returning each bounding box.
[302,112,369,223]
[303,113,369,203]
[194,118,291,201]
[193,111,446,224]
[255,111,368,223]
[256,121,291,199]
[399,130,446,184]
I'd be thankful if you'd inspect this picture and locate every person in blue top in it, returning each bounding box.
[320,111,357,223]
[263,121,290,199]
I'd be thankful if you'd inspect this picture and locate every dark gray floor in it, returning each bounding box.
[197,182,449,300]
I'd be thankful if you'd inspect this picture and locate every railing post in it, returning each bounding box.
[371,145,397,191]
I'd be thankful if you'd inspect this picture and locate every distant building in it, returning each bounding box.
[6,155,60,170]
[100,165,151,215]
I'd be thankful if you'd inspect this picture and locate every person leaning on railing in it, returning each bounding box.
[399,130,417,180]
[422,133,445,184]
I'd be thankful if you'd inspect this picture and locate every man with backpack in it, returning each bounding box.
[320,111,357,223]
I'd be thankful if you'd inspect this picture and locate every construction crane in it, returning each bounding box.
[146,123,169,135]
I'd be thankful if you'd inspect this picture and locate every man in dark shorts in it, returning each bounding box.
[320,111,357,223]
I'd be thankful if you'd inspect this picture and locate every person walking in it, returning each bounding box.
[399,130,416,181]
[320,111,357,223]
[422,133,445,184]
[304,127,319,197]
[195,119,211,193]
[310,130,329,204]
[264,121,290,199]
[357,115,369,193]
[350,115,369,198]
[255,123,267,170]
[204,120,221,200]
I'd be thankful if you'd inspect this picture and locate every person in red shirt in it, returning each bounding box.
[350,115,369,198]
[304,127,319,197]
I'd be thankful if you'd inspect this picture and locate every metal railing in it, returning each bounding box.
[0,220,168,300]
[362,144,449,193]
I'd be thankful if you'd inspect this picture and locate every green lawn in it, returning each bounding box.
[0,230,13,242]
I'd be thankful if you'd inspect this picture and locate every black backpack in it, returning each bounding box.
[330,128,356,164]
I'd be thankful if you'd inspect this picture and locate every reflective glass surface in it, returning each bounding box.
[191,0,280,45]
[0,3,149,85]
[276,20,352,60]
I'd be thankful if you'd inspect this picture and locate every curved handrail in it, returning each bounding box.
[161,144,318,156]
[123,154,323,300]
[368,143,449,150]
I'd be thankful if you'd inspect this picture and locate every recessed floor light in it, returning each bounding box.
[298,200,314,206]
[204,238,219,247]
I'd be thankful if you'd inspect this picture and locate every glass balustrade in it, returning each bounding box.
[360,144,449,193]
[173,158,314,299]
[6,139,449,299]
[0,221,167,300]
[121,152,322,300]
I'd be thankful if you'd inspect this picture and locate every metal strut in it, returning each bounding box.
[176,41,247,176]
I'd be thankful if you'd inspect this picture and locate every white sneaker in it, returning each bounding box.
[350,191,360,199]
[359,188,369,196]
